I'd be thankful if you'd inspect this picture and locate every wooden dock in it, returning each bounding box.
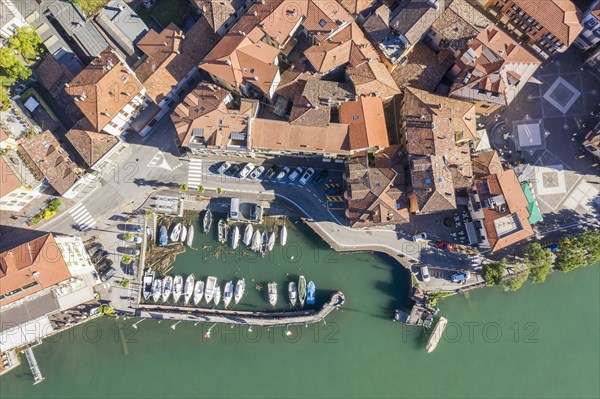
[137,291,345,327]
[426,317,448,353]
[24,347,44,384]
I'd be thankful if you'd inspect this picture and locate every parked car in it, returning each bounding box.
[104,267,117,280]
[412,232,427,242]
[312,169,328,184]
[227,164,241,176]
[239,163,256,178]
[123,248,140,256]
[543,243,559,252]
[264,165,277,180]
[128,236,142,244]
[216,161,231,175]
[288,167,304,182]
[276,166,291,181]
[129,224,142,233]
[451,271,471,283]
[249,165,265,180]
[299,168,315,185]
[420,266,431,283]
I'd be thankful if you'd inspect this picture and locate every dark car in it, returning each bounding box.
[227,164,241,176]
[312,170,328,184]
[263,165,277,180]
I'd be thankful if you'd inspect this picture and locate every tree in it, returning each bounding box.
[198,185,206,193]
[482,259,507,286]
[0,87,9,111]
[502,269,529,292]
[120,278,130,288]
[216,187,224,195]
[99,304,115,317]
[555,236,587,272]
[179,183,188,191]
[578,230,600,265]
[0,47,31,85]
[122,255,133,265]
[524,243,553,283]
[123,232,133,241]
[8,26,42,60]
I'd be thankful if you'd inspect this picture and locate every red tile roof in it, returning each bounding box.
[513,0,583,45]
[339,96,389,151]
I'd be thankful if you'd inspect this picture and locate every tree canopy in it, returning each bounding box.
[524,243,553,283]
[482,259,507,286]
[0,47,31,86]
[8,26,43,60]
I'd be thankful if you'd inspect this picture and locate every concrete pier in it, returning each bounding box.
[426,317,448,353]
[137,291,345,327]
[24,347,44,384]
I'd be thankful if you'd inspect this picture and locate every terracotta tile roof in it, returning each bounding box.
[0,156,22,196]
[65,128,119,168]
[250,118,350,155]
[512,0,583,45]
[340,96,389,151]
[430,0,491,54]
[0,127,8,143]
[0,233,72,306]
[390,42,454,91]
[66,48,144,132]
[191,0,235,32]
[472,150,503,177]
[389,0,446,45]
[18,131,80,196]
[593,2,600,20]
[338,0,375,15]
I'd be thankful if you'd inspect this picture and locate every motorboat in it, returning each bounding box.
[172,275,184,303]
[234,279,245,305]
[152,278,162,303]
[251,230,262,252]
[158,226,168,247]
[193,280,204,306]
[183,274,195,305]
[231,225,240,249]
[170,223,182,242]
[298,276,306,308]
[214,285,222,306]
[223,281,233,308]
[142,270,154,300]
[218,219,228,244]
[268,282,277,307]
[260,231,268,256]
[186,224,194,247]
[306,281,316,305]
[288,281,297,307]
[146,227,153,238]
[267,231,275,252]
[180,225,188,243]
[280,225,287,246]
[243,224,253,246]
[202,210,212,233]
[205,276,217,304]
[162,276,173,302]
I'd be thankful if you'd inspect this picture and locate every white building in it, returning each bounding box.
[574,0,600,51]
[0,0,26,39]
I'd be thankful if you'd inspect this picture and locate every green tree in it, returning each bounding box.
[0,47,31,85]
[524,243,553,283]
[426,291,453,307]
[555,236,587,272]
[502,269,529,292]
[578,230,600,265]
[198,185,206,193]
[122,255,133,265]
[99,304,115,317]
[216,187,224,195]
[0,87,9,111]
[8,26,42,60]
[120,278,130,288]
[482,259,507,286]
[123,232,133,241]
[179,183,188,191]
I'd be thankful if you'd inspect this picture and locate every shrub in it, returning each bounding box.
[179,183,188,191]
[122,255,133,265]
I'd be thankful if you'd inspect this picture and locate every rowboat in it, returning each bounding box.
[280,225,287,246]
[268,282,277,307]
[214,285,222,306]
[180,225,187,243]
[172,275,184,303]
[260,231,268,256]
[204,276,217,304]
[183,274,195,305]
[193,280,204,306]
[267,231,275,252]
[223,281,233,308]
[186,225,194,247]
[243,224,253,246]
[152,279,162,303]
[162,276,173,302]
[170,223,182,242]
[298,275,306,308]
[231,225,240,249]
[234,278,245,305]
[158,226,167,247]
[288,281,297,307]
[203,210,212,233]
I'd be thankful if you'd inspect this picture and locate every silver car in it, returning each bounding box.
[249,165,265,179]
[276,167,291,181]
[216,161,231,175]
[239,163,255,178]
[288,167,304,182]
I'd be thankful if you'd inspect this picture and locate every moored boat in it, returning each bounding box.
[288,281,297,307]
[234,278,245,305]
[260,231,268,256]
[231,225,240,249]
[186,225,194,247]
[298,275,306,308]
[217,219,228,244]
[243,224,253,246]
[170,223,182,242]
[193,280,204,306]
[223,281,233,308]
[142,270,155,300]
[158,225,168,247]
[162,276,173,302]
[180,225,188,243]
[268,282,277,307]
[280,225,287,246]
[202,210,212,233]
[306,281,316,305]
[152,278,162,303]
[205,276,217,304]
[172,275,184,303]
[183,274,195,305]
[267,231,275,252]
[251,230,262,252]
[214,285,222,306]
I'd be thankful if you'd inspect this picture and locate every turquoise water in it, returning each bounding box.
[1,220,598,398]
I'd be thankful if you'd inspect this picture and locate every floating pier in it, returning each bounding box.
[24,347,44,384]
[426,317,448,353]
[138,291,345,327]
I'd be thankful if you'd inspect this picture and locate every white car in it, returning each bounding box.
[249,165,265,180]
[299,167,315,185]
[420,266,430,283]
[127,236,142,244]
[412,232,428,242]
[216,161,231,175]
[239,163,255,178]
[276,167,290,181]
[288,167,304,182]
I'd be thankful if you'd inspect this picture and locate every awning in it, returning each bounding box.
[520,182,543,224]
[408,194,419,213]
[465,221,479,245]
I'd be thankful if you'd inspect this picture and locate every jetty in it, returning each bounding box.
[426,317,448,353]
[24,347,44,384]
[138,291,345,327]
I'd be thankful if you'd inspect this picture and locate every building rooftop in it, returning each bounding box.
[191,0,235,33]
[430,0,491,54]
[390,42,454,91]
[339,96,389,151]
[389,0,446,45]
[338,0,375,15]
[0,156,22,196]
[512,0,583,46]
[472,150,503,177]
[65,129,120,169]
[96,0,149,57]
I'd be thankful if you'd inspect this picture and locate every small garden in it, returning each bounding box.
[28,198,63,226]
[68,0,109,16]
[135,0,194,29]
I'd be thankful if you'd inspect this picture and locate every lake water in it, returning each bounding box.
[1,219,598,398]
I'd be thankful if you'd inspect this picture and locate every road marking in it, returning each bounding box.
[69,203,96,231]
[147,152,173,171]
[188,158,203,189]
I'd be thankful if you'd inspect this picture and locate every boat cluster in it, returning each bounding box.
[158,221,194,247]
[143,271,317,309]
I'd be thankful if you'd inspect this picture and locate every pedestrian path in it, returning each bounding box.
[69,203,96,231]
[188,158,203,189]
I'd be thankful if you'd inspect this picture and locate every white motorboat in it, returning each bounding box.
[231,225,240,249]
[170,223,182,242]
[193,280,204,306]
[288,281,297,307]
[223,281,233,308]
[205,276,217,304]
[162,276,173,302]
[243,224,253,246]
[280,225,288,246]
[172,275,184,303]
[152,278,162,303]
[218,219,228,244]
[180,225,187,243]
[251,230,262,252]
[298,275,306,308]
[142,270,155,300]
[186,225,194,247]
[183,274,195,305]
[214,285,222,306]
[267,231,275,252]
[268,282,277,307]
[234,278,245,305]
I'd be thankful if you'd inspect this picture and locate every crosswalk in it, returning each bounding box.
[188,158,203,189]
[69,203,96,231]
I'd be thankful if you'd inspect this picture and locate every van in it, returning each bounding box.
[420,266,431,283]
